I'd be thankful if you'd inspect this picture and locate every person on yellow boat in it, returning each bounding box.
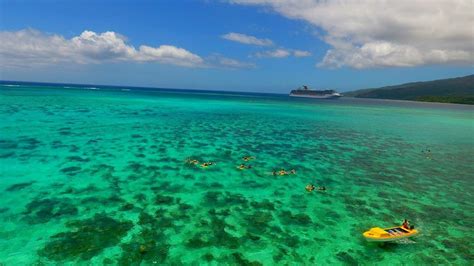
[279,169,287,176]
[402,219,410,229]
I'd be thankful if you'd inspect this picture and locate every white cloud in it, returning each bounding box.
[255,48,311,58]
[0,29,203,67]
[222,32,310,59]
[293,50,311,57]
[256,49,290,58]
[207,54,256,69]
[221,32,273,46]
[229,0,474,68]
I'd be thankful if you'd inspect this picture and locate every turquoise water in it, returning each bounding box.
[0,83,473,265]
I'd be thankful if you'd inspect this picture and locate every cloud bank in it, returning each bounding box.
[221,32,273,46]
[0,29,203,67]
[230,0,474,68]
[222,32,311,59]
[256,48,311,58]
[0,29,254,69]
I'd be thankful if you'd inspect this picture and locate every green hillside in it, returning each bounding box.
[346,75,474,104]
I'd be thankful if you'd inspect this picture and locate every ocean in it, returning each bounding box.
[0,82,473,265]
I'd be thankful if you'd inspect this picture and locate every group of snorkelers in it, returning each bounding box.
[186,155,256,169]
[187,156,328,193]
[186,156,301,175]
[237,156,254,170]
[185,158,215,168]
[305,183,326,192]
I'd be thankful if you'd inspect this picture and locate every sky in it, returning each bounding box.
[0,0,473,93]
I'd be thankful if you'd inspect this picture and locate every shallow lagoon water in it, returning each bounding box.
[0,83,473,265]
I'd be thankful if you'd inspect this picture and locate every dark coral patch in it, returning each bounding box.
[23,198,78,224]
[0,139,18,149]
[0,151,15,158]
[186,233,211,249]
[279,210,312,226]
[120,203,136,211]
[336,251,358,265]
[66,156,90,163]
[250,200,276,210]
[231,252,263,266]
[18,137,42,150]
[245,211,273,233]
[203,191,248,208]
[39,214,133,261]
[119,211,171,264]
[154,195,176,206]
[89,163,115,175]
[60,166,82,176]
[241,180,269,189]
[186,214,241,250]
[202,253,214,262]
[119,240,170,265]
[5,181,36,192]
[133,193,147,203]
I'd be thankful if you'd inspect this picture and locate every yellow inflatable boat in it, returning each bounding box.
[363,226,418,242]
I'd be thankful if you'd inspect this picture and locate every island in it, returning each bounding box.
[345,75,474,105]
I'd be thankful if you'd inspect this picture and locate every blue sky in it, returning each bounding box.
[0,0,472,93]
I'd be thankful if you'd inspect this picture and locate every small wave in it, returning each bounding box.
[2,84,20,87]
[85,87,99,90]
[121,89,131,91]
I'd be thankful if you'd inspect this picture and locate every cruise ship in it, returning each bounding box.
[289,85,342,99]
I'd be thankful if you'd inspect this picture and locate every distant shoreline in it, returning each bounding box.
[341,96,474,107]
[344,74,474,105]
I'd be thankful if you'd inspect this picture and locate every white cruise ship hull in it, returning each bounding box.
[289,93,342,99]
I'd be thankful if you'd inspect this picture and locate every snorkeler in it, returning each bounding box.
[201,162,214,168]
[305,184,315,192]
[279,169,287,176]
[238,164,252,170]
[242,156,255,162]
[186,158,199,165]
[290,169,296,175]
[317,186,326,191]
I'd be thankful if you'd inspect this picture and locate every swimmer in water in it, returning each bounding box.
[186,158,199,165]
[238,164,252,170]
[201,162,214,168]
[305,184,315,192]
[242,156,255,162]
